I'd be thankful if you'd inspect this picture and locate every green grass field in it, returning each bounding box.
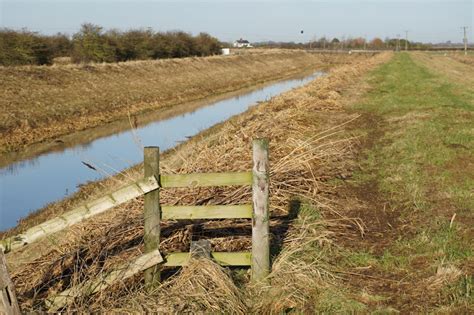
[333,52,473,312]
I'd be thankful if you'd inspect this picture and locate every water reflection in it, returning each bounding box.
[0,72,324,230]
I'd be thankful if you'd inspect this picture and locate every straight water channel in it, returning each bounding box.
[0,71,324,230]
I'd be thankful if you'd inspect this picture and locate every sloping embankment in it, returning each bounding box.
[0,50,353,153]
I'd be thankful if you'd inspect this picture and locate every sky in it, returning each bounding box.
[0,0,472,43]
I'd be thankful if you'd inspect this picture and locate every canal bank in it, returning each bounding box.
[1,71,324,230]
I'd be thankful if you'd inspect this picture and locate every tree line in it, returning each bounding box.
[254,36,430,50]
[0,23,222,66]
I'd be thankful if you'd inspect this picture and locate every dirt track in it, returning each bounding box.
[330,52,473,313]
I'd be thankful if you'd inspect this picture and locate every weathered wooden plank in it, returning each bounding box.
[251,139,270,281]
[164,252,189,266]
[46,250,163,312]
[0,251,21,315]
[144,147,161,289]
[0,176,159,253]
[213,252,252,266]
[164,252,251,266]
[160,172,252,188]
[161,204,252,220]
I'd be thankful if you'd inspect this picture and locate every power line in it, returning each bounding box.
[404,30,409,51]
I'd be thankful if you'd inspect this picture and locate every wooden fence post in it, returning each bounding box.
[0,251,20,315]
[144,147,161,288]
[251,138,270,281]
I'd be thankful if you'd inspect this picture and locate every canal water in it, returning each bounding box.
[0,71,324,230]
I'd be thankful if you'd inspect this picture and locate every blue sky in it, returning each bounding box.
[0,1,472,43]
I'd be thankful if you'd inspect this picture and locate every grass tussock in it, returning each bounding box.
[250,206,335,313]
[4,52,392,312]
[0,50,358,153]
[114,258,248,314]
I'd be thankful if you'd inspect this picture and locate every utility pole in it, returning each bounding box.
[404,30,409,51]
[396,34,400,52]
[462,26,468,55]
[309,35,317,50]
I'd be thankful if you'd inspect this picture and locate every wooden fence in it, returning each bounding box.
[0,138,270,313]
[0,251,20,315]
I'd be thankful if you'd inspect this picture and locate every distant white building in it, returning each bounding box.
[233,38,252,48]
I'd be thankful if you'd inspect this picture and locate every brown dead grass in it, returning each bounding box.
[0,50,359,154]
[249,216,336,313]
[3,52,392,312]
[111,258,248,313]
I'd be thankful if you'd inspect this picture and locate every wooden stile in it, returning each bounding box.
[1,138,271,310]
[143,147,161,288]
[0,251,20,315]
[251,138,270,281]
[155,139,270,277]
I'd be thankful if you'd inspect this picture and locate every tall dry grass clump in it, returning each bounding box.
[250,214,335,313]
[109,258,248,313]
[5,52,392,312]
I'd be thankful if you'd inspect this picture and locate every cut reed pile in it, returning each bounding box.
[0,50,358,154]
[4,52,392,312]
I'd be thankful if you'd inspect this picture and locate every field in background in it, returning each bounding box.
[0,50,358,153]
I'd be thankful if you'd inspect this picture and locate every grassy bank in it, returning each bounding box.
[4,53,391,312]
[331,52,473,312]
[0,50,356,153]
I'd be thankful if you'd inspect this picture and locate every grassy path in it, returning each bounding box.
[333,53,473,312]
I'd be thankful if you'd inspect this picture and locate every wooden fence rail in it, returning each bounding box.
[0,176,159,253]
[162,204,253,220]
[1,138,270,312]
[161,171,252,188]
[46,250,163,312]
